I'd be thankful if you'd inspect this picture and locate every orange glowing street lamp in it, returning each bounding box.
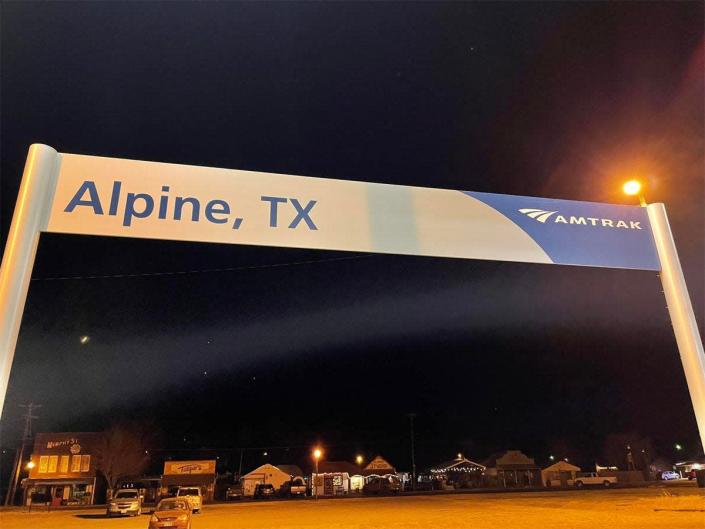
[622,179,646,206]
[312,447,323,499]
[25,460,35,470]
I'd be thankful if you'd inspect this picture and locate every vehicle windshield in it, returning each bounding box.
[115,491,138,499]
[178,488,200,496]
[158,500,188,511]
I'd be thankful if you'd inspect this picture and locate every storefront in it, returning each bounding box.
[429,455,486,489]
[484,450,542,488]
[312,461,361,496]
[22,432,104,506]
[160,460,216,501]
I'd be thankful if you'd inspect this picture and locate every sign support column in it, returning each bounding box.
[0,144,60,413]
[647,203,705,452]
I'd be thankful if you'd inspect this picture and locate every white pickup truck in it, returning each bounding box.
[567,472,617,488]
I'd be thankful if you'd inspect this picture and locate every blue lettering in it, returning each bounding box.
[123,193,154,226]
[205,199,230,224]
[64,181,103,214]
[261,196,287,227]
[289,199,317,230]
[174,197,200,221]
[108,181,121,216]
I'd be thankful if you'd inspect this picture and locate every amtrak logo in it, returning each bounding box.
[518,209,557,223]
[518,208,642,230]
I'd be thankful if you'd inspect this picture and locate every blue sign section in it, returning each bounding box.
[464,191,660,271]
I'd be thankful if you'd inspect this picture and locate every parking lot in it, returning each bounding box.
[1,484,704,529]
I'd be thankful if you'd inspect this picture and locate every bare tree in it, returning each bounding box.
[94,422,154,495]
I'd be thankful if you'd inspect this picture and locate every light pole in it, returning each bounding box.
[623,179,705,454]
[355,455,364,493]
[313,448,322,500]
[407,413,417,491]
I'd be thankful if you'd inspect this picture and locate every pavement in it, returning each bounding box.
[1,483,704,529]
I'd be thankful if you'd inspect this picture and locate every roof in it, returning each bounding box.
[275,465,304,478]
[484,450,538,469]
[364,455,396,473]
[430,457,486,473]
[542,461,581,473]
[316,461,363,475]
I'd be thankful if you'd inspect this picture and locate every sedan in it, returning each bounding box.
[660,470,680,480]
[148,498,192,529]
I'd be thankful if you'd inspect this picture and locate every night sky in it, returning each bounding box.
[1,2,703,476]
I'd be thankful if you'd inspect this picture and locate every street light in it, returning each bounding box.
[356,455,363,465]
[675,443,683,451]
[313,447,322,500]
[25,461,35,469]
[622,179,646,206]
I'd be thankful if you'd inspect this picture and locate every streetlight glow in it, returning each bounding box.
[622,180,642,196]
[26,460,35,469]
[356,455,363,465]
[313,448,322,460]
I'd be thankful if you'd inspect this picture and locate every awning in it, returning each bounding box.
[161,474,215,486]
[22,477,95,486]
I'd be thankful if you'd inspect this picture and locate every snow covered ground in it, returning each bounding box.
[2,485,703,529]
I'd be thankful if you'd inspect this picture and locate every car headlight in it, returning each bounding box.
[178,514,188,521]
[109,502,117,507]
[150,514,158,522]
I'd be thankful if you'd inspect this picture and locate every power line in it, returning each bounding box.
[30,254,375,282]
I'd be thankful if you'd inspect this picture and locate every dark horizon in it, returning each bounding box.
[2,2,703,482]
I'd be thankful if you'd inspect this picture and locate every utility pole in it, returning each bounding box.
[407,413,416,491]
[4,403,41,506]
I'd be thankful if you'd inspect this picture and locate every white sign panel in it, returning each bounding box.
[45,153,658,270]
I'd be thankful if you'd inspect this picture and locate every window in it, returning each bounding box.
[71,455,81,473]
[59,455,69,473]
[38,456,49,474]
[80,454,91,472]
[48,455,59,473]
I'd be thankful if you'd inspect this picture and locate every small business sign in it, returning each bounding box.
[163,460,216,475]
[365,456,396,471]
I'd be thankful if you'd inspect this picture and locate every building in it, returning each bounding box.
[22,432,104,506]
[312,461,362,496]
[675,460,704,478]
[359,455,406,490]
[541,460,581,487]
[483,450,542,488]
[429,454,486,489]
[242,463,304,496]
[160,460,216,501]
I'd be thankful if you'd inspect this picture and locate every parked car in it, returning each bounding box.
[253,483,276,499]
[225,483,243,500]
[279,478,307,497]
[106,488,142,517]
[176,487,202,513]
[687,469,698,480]
[567,472,617,488]
[149,498,192,529]
[660,470,680,480]
[363,476,401,495]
